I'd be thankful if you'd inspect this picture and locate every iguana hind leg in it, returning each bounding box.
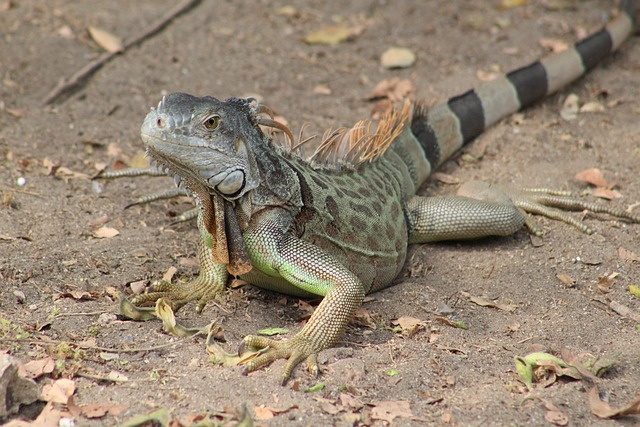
[458,181,640,236]
[407,180,640,243]
[131,236,228,313]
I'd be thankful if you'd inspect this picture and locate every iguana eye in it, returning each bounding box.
[203,115,220,130]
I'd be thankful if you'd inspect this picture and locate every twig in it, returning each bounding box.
[42,0,201,105]
[54,310,105,317]
[2,337,191,353]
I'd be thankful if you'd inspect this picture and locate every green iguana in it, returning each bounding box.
[115,1,639,384]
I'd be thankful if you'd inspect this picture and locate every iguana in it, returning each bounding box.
[115,1,639,384]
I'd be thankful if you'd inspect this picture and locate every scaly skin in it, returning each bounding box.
[121,2,639,384]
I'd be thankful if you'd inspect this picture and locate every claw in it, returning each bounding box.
[237,340,246,358]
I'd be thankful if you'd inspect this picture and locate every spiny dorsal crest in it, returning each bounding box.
[253,99,411,169]
[308,100,410,169]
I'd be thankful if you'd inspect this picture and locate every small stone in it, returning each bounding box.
[380,47,416,69]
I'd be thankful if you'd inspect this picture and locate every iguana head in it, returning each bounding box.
[141,93,263,201]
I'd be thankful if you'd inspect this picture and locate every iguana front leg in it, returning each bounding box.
[131,235,228,312]
[240,210,366,384]
[406,180,639,243]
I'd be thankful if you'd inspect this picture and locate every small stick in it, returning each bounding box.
[42,0,201,105]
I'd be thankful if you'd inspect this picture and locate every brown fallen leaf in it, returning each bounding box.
[461,291,517,312]
[589,386,640,418]
[254,404,298,420]
[574,168,609,188]
[618,247,640,263]
[556,273,576,287]
[313,85,332,95]
[352,307,376,329]
[539,37,569,53]
[41,378,75,404]
[597,272,618,294]
[58,291,100,301]
[92,226,119,239]
[88,27,123,53]
[579,101,605,113]
[560,93,579,121]
[78,403,129,419]
[23,357,55,379]
[592,187,622,200]
[380,47,416,69]
[367,78,415,102]
[254,406,275,420]
[303,25,354,45]
[370,400,413,423]
[392,316,424,338]
[540,398,569,426]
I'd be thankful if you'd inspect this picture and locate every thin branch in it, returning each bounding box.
[42,0,202,105]
[3,337,192,353]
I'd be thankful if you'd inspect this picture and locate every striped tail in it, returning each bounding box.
[410,0,637,172]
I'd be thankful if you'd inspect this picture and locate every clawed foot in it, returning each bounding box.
[458,180,640,236]
[238,334,320,385]
[131,275,224,313]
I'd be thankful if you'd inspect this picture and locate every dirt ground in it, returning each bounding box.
[1,0,640,426]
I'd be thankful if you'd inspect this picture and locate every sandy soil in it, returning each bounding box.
[1,1,639,425]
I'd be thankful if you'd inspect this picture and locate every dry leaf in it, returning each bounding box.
[461,291,517,312]
[88,27,123,53]
[580,101,605,113]
[352,308,376,329]
[92,226,119,239]
[7,108,27,118]
[303,25,353,45]
[589,386,640,418]
[340,393,364,410]
[380,47,416,69]
[58,291,100,301]
[556,273,576,287]
[41,378,75,404]
[367,78,415,118]
[367,78,415,102]
[574,168,609,188]
[89,214,109,228]
[540,398,569,426]
[539,37,569,53]
[591,187,622,200]
[370,400,413,423]
[476,68,501,82]
[79,403,128,418]
[313,85,332,95]
[597,272,618,293]
[392,316,424,337]
[618,247,640,263]
[560,93,579,121]
[254,406,275,420]
[23,357,55,379]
